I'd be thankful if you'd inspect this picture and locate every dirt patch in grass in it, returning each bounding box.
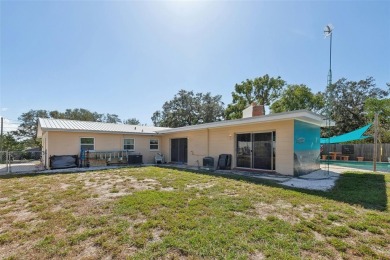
[0,169,166,259]
[186,182,215,190]
[76,241,100,259]
[10,208,37,222]
[300,250,342,260]
[253,200,316,224]
[313,231,326,242]
[59,183,71,190]
[80,173,163,201]
[150,228,164,243]
[249,251,265,260]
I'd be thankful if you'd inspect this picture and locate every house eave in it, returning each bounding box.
[38,128,160,136]
[157,110,332,134]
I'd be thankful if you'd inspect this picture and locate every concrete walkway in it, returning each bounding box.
[280,169,339,191]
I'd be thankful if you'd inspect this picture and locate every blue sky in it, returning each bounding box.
[1,0,389,130]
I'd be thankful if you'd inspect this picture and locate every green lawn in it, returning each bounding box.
[0,167,389,259]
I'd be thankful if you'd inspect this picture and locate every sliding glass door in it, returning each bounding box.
[236,132,275,170]
[253,133,273,170]
[236,134,252,168]
[171,138,188,163]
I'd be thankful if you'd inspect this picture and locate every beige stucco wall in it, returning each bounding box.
[44,131,162,168]
[161,120,294,175]
[160,129,209,167]
[42,119,295,175]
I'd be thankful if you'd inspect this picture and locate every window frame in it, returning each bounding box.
[149,139,159,151]
[80,137,95,151]
[123,138,135,151]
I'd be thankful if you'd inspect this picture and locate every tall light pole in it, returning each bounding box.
[324,24,334,88]
[324,24,334,174]
[373,112,379,172]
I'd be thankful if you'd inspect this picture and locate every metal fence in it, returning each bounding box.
[0,151,45,174]
[322,143,390,162]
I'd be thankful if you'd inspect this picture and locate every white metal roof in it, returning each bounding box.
[156,110,332,134]
[37,118,170,137]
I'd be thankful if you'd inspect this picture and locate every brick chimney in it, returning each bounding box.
[242,102,265,118]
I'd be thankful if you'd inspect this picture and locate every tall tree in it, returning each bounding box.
[270,84,325,113]
[324,77,389,137]
[200,92,225,123]
[225,74,286,119]
[123,118,140,125]
[152,90,225,127]
[13,110,50,140]
[14,108,126,146]
[364,97,390,143]
[103,113,122,124]
[1,133,24,151]
[51,108,103,122]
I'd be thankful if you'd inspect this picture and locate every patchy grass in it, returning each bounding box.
[0,167,389,259]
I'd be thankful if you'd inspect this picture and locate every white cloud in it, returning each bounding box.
[1,118,19,133]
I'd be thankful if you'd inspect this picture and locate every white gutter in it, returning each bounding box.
[38,128,159,136]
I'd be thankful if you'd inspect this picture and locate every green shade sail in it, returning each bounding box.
[320,124,372,144]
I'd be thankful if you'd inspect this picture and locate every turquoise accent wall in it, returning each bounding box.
[294,120,321,176]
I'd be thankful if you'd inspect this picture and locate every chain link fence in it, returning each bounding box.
[0,151,8,174]
[0,151,45,174]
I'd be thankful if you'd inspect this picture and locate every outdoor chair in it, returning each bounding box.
[155,153,164,164]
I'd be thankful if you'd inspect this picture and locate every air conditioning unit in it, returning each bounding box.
[128,154,143,164]
[203,157,214,168]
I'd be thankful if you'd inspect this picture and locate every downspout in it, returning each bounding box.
[45,132,48,170]
[207,128,210,156]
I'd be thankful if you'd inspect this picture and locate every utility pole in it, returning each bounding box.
[0,117,3,151]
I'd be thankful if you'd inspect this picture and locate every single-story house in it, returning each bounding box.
[37,105,330,176]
